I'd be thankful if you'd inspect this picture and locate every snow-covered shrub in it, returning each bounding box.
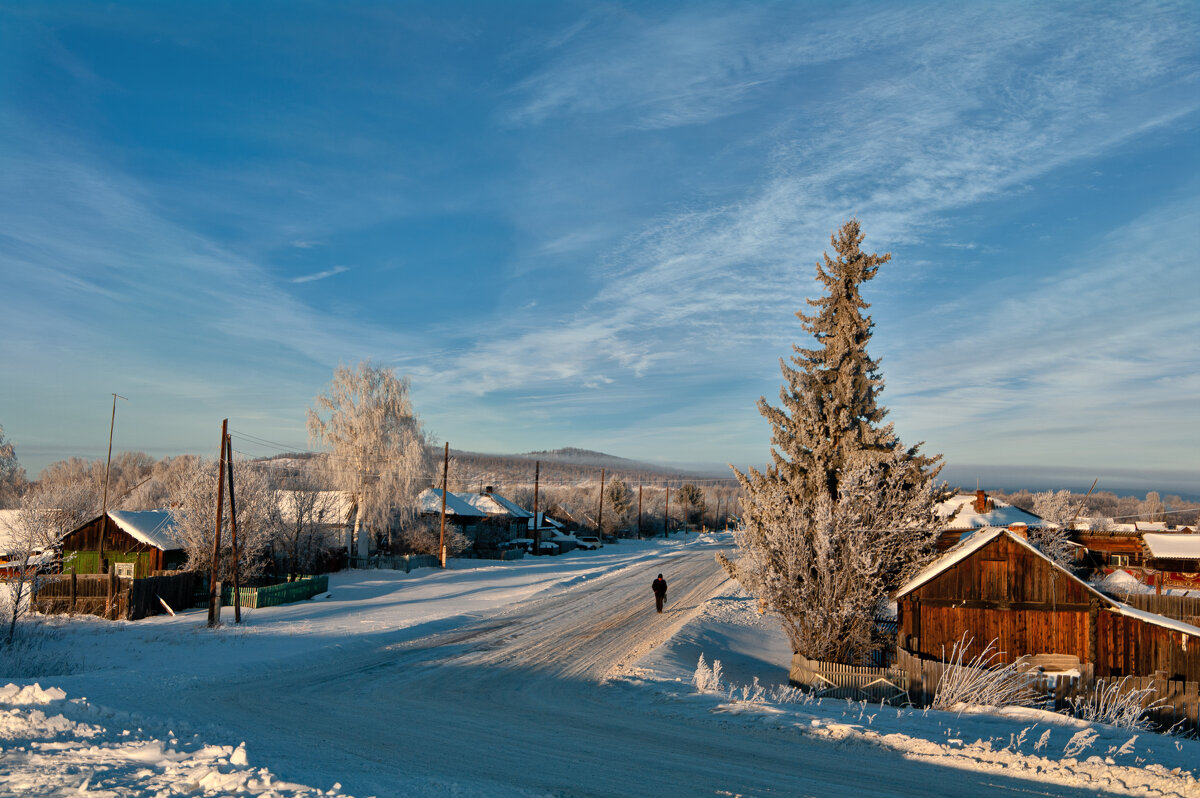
[693,654,723,693]
[1067,677,1162,731]
[0,620,74,679]
[932,634,1038,711]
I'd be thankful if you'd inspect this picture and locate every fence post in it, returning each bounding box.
[70,570,77,614]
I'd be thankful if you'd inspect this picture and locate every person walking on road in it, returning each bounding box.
[652,573,667,613]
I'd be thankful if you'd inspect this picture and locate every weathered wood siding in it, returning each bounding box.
[899,534,1092,663]
[1095,608,1200,682]
[59,517,184,576]
[898,532,1200,682]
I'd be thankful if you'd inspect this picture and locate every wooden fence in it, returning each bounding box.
[213,574,329,609]
[791,649,1200,734]
[789,654,911,703]
[33,571,196,621]
[348,554,439,572]
[894,648,1199,735]
[1118,593,1200,627]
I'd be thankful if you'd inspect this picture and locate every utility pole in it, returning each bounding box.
[532,460,541,554]
[637,484,643,539]
[97,393,128,574]
[439,442,449,568]
[207,419,227,628]
[225,434,242,624]
[596,468,605,538]
[664,486,670,537]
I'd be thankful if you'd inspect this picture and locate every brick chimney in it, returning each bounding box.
[974,489,988,514]
[1008,523,1028,540]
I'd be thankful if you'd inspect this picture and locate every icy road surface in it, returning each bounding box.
[4,536,1198,797]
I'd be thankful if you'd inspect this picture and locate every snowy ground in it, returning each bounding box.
[2,533,1198,797]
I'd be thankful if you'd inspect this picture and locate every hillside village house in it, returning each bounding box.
[894,526,1200,682]
[457,487,534,538]
[935,490,1048,550]
[58,510,186,578]
[1073,523,1200,591]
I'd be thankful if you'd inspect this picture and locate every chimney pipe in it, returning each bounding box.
[974,489,988,514]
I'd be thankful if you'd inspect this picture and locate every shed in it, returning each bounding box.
[894,527,1200,681]
[60,510,186,578]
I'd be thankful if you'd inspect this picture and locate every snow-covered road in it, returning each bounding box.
[96,545,1115,796]
[4,536,1198,797]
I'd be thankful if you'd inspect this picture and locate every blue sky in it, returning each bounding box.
[1,1,1198,490]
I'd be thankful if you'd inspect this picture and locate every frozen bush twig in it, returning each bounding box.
[1067,676,1161,731]
[693,654,724,693]
[931,633,1038,711]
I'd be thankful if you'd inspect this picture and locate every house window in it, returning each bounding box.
[114,561,135,578]
[1110,554,1129,567]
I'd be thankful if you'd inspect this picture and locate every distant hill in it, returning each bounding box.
[512,447,677,471]
[445,447,723,489]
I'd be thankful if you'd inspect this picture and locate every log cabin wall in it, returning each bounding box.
[898,531,1200,680]
[59,516,171,577]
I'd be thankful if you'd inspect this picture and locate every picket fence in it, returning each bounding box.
[208,574,329,610]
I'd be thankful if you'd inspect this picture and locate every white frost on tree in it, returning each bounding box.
[1029,489,1080,570]
[0,425,27,509]
[719,220,943,663]
[169,457,278,583]
[307,362,432,556]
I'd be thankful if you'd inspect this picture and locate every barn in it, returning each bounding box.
[894,527,1200,682]
[59,510,187,578]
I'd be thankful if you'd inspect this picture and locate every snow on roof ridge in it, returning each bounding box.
[106,509,182,551]
[1142,532,1200,559]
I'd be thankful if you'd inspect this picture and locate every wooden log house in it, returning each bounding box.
[59,509,187,578]
[894,527,1200,682]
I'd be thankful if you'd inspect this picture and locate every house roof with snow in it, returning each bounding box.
[418,489,489,518]
[457,491,533,519]
[527,512,564,531]
[1142,533,1200,560]
[895,526,1200,640]
[936,492,1047,530]
[0,509,25,554]
[274,490,357,526]
[106,510,183,551]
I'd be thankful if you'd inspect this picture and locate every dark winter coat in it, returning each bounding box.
[651,577,667,597]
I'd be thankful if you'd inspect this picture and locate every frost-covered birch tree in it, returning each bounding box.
[0,425,27,508]
[170,457,277,582]
[1029,489,1080,569]
[719,220,943,663]
[307,362,432,554]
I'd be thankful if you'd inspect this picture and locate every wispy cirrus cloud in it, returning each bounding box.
[290,266,349,283]
[434,1,1200,464]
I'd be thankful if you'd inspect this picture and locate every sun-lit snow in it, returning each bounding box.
[2,535,1197,797]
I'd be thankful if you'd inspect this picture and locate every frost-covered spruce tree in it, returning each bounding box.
[719,220,943,664]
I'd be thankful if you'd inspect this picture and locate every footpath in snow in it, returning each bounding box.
[2,534,1199,797]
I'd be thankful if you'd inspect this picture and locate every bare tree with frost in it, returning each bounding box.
[0,425,27,508]
[307,362,432,555]
[719,220,943,663]
[170,457,277,582]
[3,480,95,644]
[1029,489,1080,569]
[273,457,344,573]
